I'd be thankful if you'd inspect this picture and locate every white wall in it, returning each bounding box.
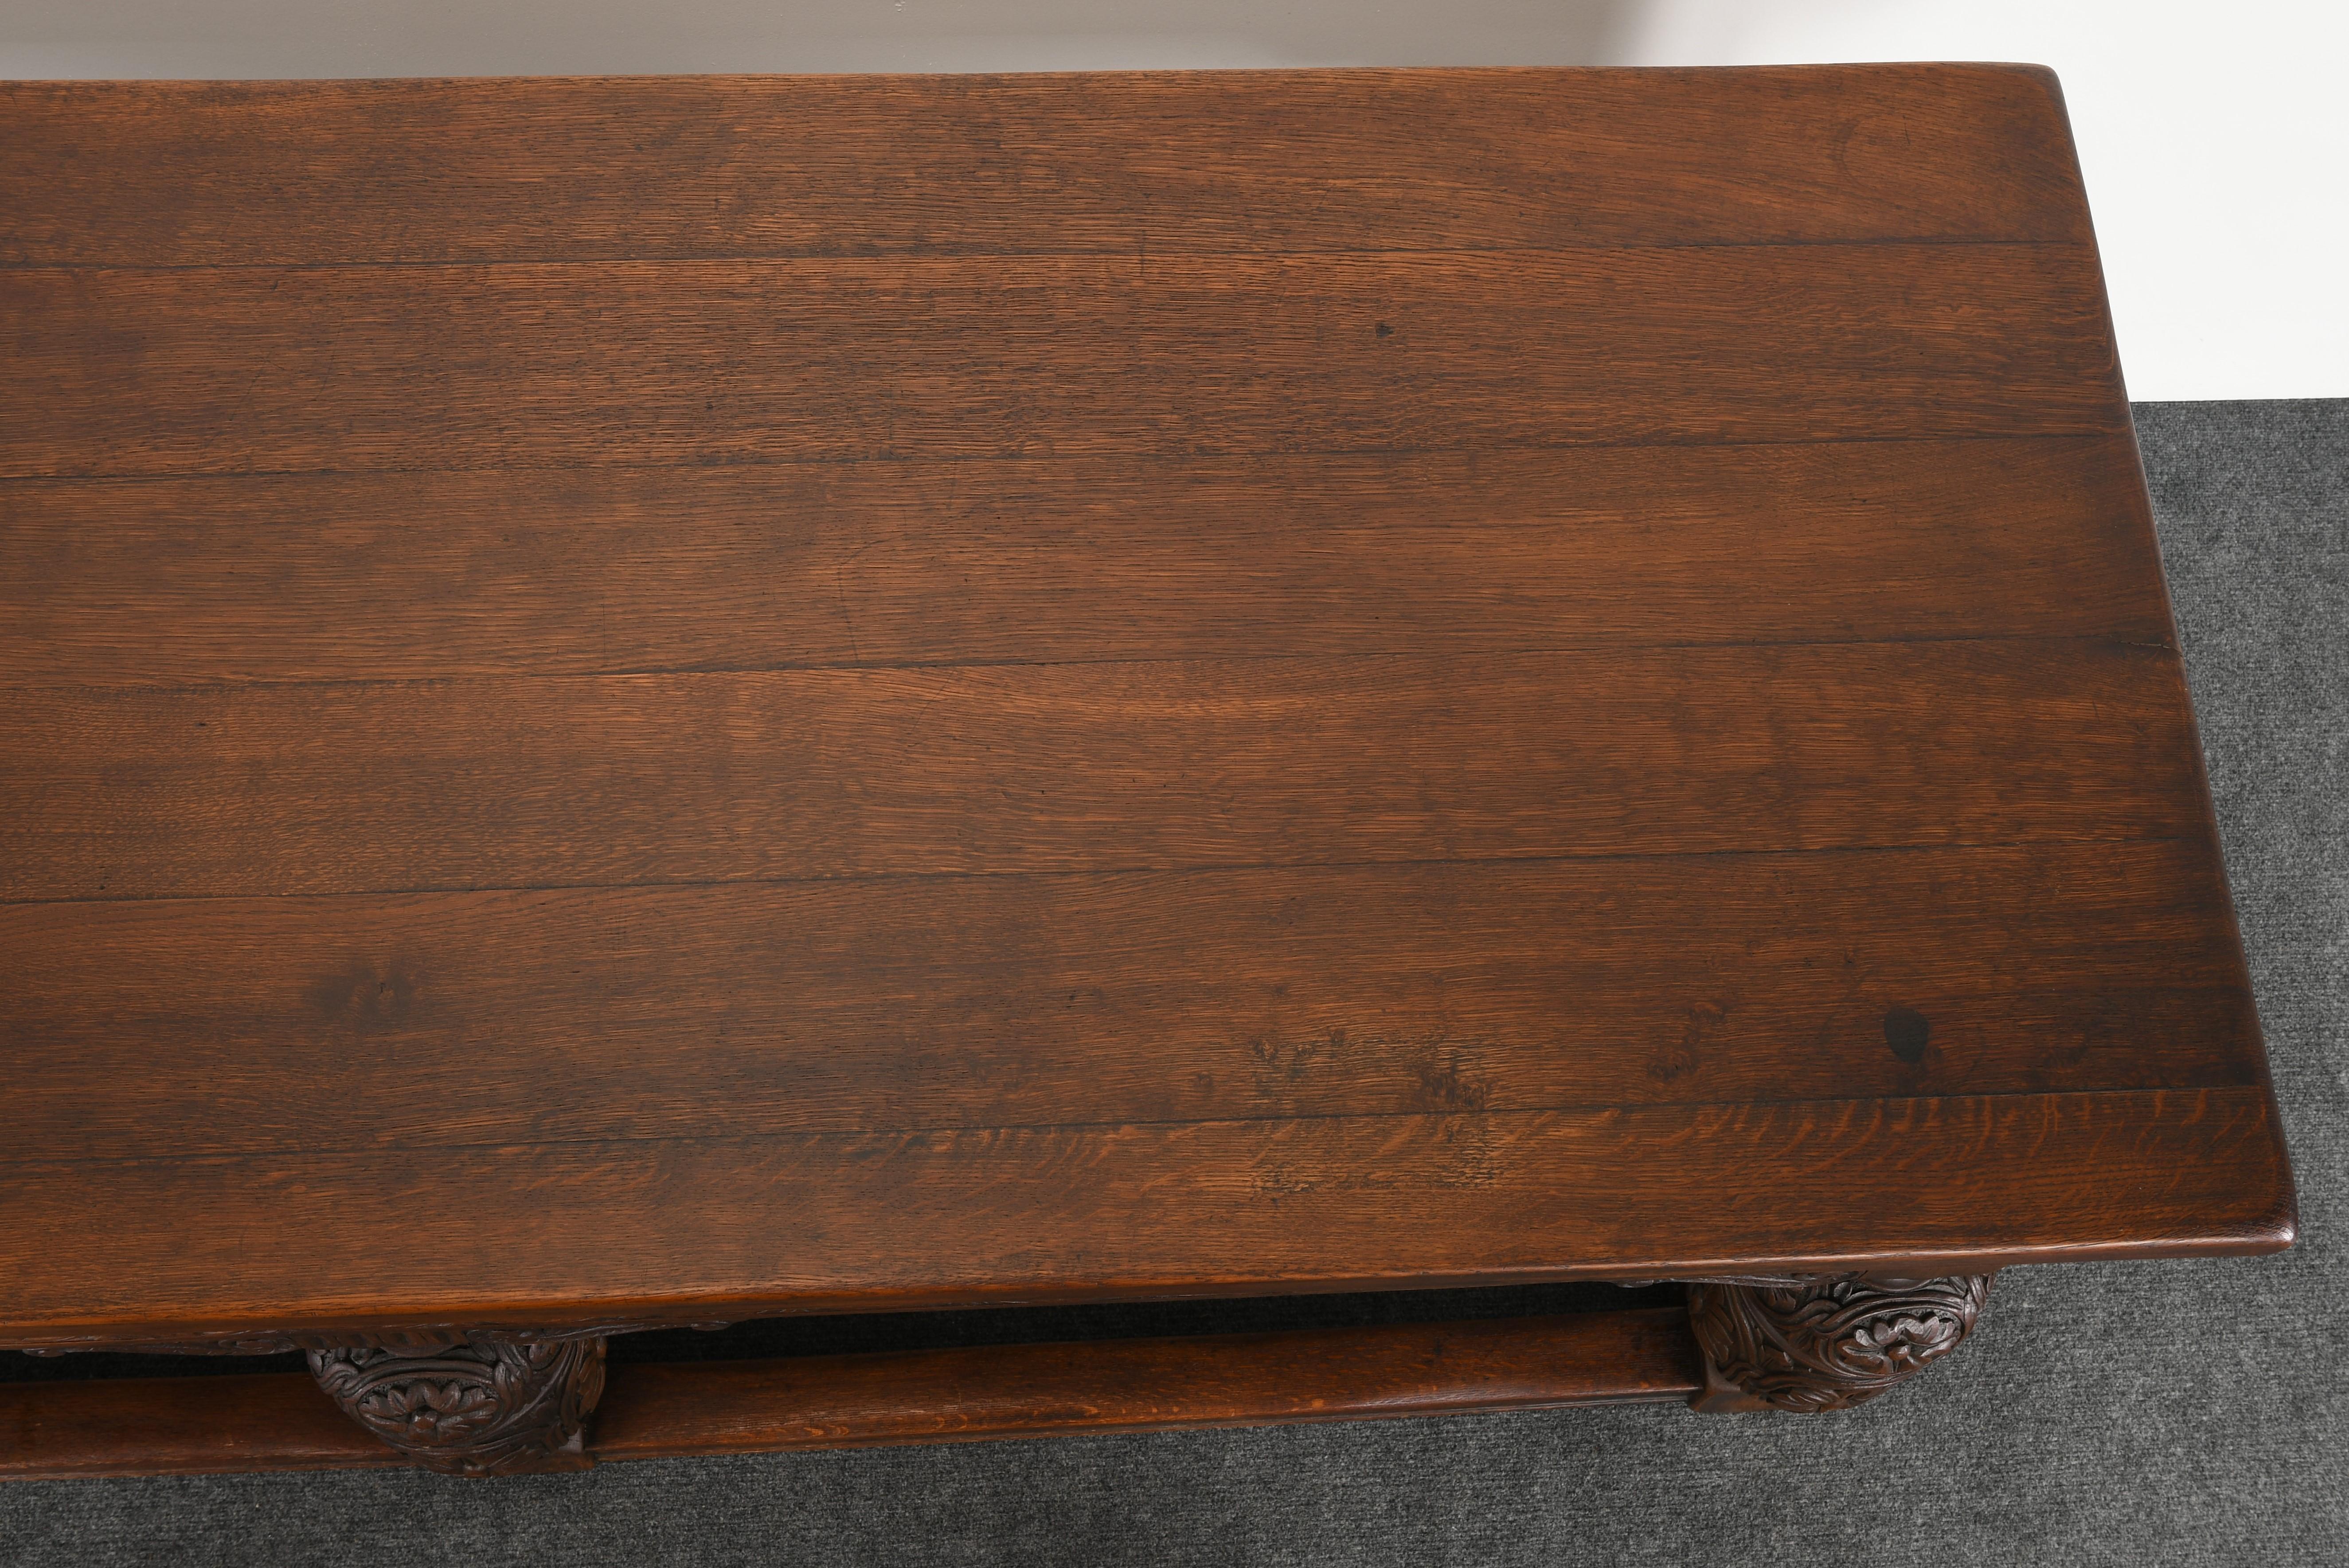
[1608,3,2346,403]
[4,0,2341,399]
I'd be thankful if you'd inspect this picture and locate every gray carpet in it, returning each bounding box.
[5,399,2342,1565]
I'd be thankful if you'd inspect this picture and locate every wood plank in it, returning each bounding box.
[589,1310,1704,1459]
[0,841,2264,1163]
[0,67,2092,267]
[0,1310,1701,1478]
[0,642,2207,901]
[0,1088,2293,1342]
[0,438,2177,686]
[0,1372,387,1479]
[0,66,2293,1423]
[0,246,2124,480]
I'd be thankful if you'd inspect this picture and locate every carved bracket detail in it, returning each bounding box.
[17,1318,731,1474]
[1687,1272,1992,1412]
[307,1331,606,1476]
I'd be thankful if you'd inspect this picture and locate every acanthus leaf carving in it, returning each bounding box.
[15,1318,733,1474]
[1687,1272,1992,1412]
[306,1330,606,1477]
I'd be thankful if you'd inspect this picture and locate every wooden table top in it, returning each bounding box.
[0,66,2294,1347]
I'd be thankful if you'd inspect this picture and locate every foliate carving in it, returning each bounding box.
[305,1331,606,1477]
[1687,1273,1991,1412]
[15,1318,736,1474]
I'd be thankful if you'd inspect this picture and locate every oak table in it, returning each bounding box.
[0,66,2297,1480]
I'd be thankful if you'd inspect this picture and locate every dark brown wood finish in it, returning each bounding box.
[303,1331,607,1476]
[0,840,2270,1164]
[0,247,2123,475]
[0,1085,2289,1344]
[588,1310,1706,1457]
[0,1310,1703,1479]
[0,643,2217,899]
[1685,1275,1992,1412]
[0,70,2096,264]
[0,67,2294,1466]
[0,439,2176,685]
[0,1375,392,1480]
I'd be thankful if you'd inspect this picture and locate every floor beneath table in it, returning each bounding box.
[6,399,2342,1567]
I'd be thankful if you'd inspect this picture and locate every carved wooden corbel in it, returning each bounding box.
[19,1318,727,1474]
[1686,1272,1993,1412]
[305,1330,606,1476]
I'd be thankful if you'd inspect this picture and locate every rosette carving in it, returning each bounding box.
[1687,1272,1992,1412]
[305,1330,606,1476]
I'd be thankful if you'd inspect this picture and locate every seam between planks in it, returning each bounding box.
[0,630,2186,698]
[0,1084,2277,1177]
[0,238,2099,273]
[0,831,2214,910]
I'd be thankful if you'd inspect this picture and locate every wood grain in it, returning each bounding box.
[0,437,2175,686]
[0,68,2294,1369]
[0,1373,387,1479]
[0,841,2264,1164]
[0,245,2122,480]
[0,1088,2293,1343]
[0,68,2090,267]
[589,1310,1704,1457]
[0,1310,1701,1477]
[0,642,2207,901]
